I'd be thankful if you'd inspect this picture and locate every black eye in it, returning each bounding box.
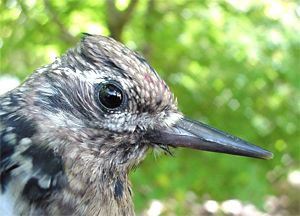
[98,82,124,109]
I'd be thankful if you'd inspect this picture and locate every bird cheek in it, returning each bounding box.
[158,111,183,128]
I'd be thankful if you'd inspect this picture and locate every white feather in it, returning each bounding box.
[0,190,16,216]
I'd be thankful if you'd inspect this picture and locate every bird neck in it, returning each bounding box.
[59,144,137,216]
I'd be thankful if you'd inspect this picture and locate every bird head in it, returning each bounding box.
[20,34,272,174]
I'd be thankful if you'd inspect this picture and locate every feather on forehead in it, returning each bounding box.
[61,34,177,113]
[78,35,162,78]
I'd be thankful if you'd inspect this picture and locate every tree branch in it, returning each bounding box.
[106,0,139,41]
[43,0,77,45]
[142,0,155,59]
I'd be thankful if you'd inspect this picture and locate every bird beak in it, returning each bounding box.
[145,117,273,159]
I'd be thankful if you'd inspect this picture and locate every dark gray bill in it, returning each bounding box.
[145,117,273,159]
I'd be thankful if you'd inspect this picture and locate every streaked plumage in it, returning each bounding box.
[0,35,272,216]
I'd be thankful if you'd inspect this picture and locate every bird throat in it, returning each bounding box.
[56,143,146,216]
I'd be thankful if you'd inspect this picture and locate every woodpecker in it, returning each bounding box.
[0,34,272,216]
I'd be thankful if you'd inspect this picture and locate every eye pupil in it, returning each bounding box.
[99,83,123,109]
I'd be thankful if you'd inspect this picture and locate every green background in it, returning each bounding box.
[1,0,299,215]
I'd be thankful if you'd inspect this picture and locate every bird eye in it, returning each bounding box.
[98,82,124,110]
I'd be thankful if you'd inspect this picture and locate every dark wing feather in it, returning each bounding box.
[0,93,67,204]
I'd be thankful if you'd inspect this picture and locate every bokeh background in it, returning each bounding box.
[1,0,299,215]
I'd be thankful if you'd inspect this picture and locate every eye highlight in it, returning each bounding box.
[97,82,124,110]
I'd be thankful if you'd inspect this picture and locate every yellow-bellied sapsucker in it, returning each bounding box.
[0,34,272,216]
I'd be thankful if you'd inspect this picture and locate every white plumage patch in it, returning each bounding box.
[0,190,15,216]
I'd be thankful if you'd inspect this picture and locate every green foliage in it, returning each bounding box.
[1,0,299,213]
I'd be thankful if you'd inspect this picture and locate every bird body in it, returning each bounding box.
[0,35,272,215]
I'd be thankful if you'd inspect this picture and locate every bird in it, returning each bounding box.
[0,34,273,216]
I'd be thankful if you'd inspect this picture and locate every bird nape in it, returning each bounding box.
[0,34,272,216]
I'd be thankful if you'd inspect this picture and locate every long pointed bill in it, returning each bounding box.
[145,117,273,159]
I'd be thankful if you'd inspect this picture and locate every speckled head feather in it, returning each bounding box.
[27,35,180,131]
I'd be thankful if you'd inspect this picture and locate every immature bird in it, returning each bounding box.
[0,34,272,216]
